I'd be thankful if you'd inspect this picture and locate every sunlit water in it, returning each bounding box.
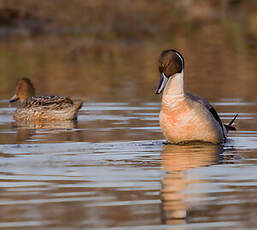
[0,99,256,230]
[0,1,257,228]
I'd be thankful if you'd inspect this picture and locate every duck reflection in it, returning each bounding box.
[13,120,78,143]
[160,143,224,225]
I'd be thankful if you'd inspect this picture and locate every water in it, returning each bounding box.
[0,7,257,226]
[0,97,256,229]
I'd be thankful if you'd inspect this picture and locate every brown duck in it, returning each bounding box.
[10,78,82,121]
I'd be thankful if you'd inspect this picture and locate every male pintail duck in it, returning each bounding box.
[9,78,82,121]
[155,49,237,144]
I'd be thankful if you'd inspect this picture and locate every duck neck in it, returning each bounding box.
[162,71,184,99]
[161,71,185,110]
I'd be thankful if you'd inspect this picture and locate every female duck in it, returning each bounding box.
[10,78,82,121]
[155,49,237,144]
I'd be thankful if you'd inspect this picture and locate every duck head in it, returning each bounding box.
[9,78,35,103]
[155,49,184,94]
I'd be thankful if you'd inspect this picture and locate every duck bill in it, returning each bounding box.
[155,73,169,94]
[9,94,19,103]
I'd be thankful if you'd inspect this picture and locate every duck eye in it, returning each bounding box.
[167,62,173,68]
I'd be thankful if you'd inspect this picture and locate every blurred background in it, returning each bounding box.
[0,1,257,229]
[0,0,256,102]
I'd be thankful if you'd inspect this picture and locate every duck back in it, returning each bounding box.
[14,95,82,121]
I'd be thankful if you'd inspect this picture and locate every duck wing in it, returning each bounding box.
[186,92,237,131]
[22,95,73,108]
[185,92,224,130]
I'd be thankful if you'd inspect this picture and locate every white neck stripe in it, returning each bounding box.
[175,52,184,69]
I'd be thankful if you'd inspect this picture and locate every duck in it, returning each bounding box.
[9,78,82,121]
[155,49,237,144]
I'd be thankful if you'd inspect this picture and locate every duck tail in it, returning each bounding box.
[225,114,238,131]
[73,101,83,113]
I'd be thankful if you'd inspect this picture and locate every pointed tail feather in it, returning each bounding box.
[75,101,83,111]
[225,114,238,131]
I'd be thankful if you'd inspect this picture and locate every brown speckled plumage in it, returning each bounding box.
[10,78,82,121]
[22,95,73,108]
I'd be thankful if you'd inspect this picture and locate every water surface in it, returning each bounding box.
[0,7,257,227]
[0,98,256,229]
